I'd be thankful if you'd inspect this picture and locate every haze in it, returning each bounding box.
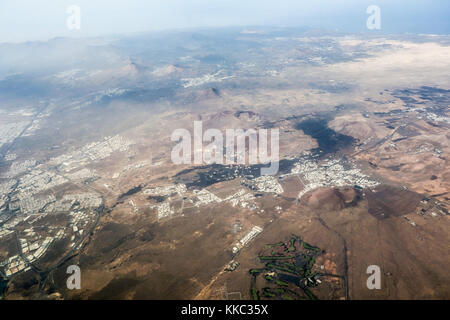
[0,0,449,43]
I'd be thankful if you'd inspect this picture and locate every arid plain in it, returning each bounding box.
[0,28,449,299]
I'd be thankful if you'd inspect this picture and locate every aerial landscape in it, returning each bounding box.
[0,2,449,301]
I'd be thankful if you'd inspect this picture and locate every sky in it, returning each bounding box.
[0,0,449,43]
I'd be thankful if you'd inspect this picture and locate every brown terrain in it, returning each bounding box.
[0,31,449,300]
